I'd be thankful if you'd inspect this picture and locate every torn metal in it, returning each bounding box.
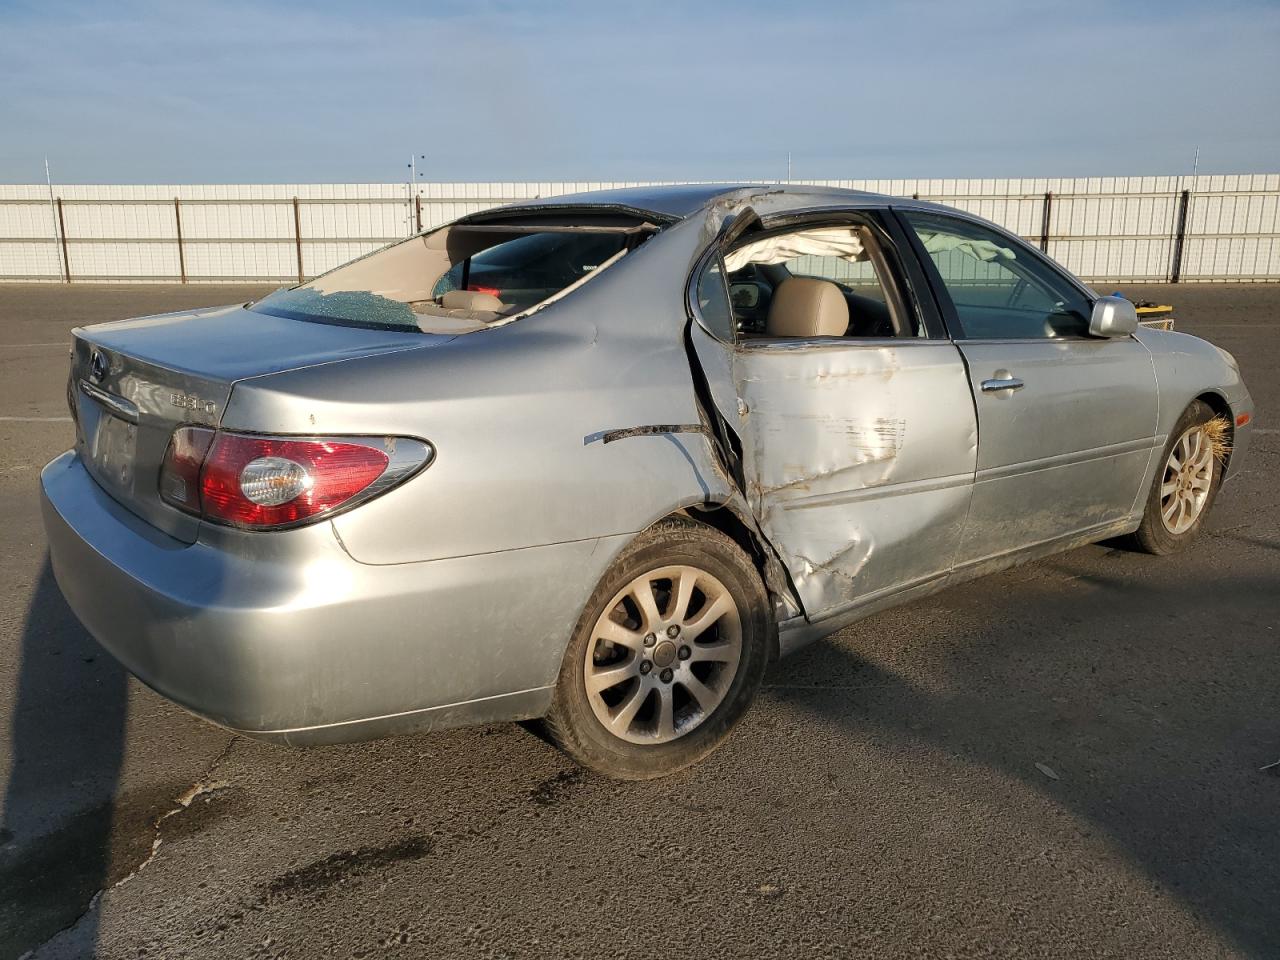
[584,423,707,445]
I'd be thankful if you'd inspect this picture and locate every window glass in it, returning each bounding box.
[904,212,1090,339]
[694,256,735,341]
[430,231,627,311]
[250,224,636,334]
[788,255,886,303]
[724,226,903,338]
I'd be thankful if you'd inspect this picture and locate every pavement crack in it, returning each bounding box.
[15,889,102,960]
[14,736,241,959]
[112,735,239,892]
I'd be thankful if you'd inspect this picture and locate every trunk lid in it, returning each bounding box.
[70,303,447,542]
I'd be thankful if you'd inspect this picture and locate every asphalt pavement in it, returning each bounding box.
[0,282,1277,959]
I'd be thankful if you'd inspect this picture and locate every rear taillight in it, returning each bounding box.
[158,426,215,511]
[159,429,432,529]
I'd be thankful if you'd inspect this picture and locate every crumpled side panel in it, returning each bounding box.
[734,341,978,619]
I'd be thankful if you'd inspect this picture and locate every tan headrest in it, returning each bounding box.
[766,277,849,338]
[441,289,505,312]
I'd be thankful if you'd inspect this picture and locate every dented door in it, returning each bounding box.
[731,340,978,620]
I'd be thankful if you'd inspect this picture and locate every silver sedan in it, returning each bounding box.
[40,184,1254,778]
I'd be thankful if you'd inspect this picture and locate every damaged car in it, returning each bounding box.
[41,184,1255,778]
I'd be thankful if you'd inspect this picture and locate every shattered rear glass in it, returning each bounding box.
[248,288,422,332]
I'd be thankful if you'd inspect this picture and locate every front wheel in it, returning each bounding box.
[1128,400,1225,555]
[541,518,772,779]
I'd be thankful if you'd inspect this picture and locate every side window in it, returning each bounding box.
[723,224,911,339]
[904,212,1091,339]
[693,255,735,342]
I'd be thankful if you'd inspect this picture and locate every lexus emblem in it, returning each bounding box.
[89,349,108,383]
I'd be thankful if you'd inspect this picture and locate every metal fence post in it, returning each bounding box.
[173,197,187,283]
[415,193,422,233]
[1040,191,1053,253]
[1170,188,1191,283]
[55,197,71,283]
[293,196,304,283]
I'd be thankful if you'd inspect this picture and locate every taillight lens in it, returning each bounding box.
[159,426,215,511]
[159,429,431,529]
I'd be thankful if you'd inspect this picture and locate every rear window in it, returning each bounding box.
[432,231,627,311]
[249,288,422,332]
[248,219,647,334]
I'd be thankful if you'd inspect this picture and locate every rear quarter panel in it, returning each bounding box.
[221,214,735,566]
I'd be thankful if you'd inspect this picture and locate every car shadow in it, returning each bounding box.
[765,563,1280,957]
[0,558,127,959]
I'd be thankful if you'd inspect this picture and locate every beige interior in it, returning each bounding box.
[407,288,517,330]
[441,289,505,312]
[766,277,850,337]
[306,233,450,303]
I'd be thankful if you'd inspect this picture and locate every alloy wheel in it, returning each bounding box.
[1159,424,1215,535]
[583,564,742,745]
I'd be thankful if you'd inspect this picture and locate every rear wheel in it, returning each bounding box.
[1129,400,1224,555]
[542,518,771,779]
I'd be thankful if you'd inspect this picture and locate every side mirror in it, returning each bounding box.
[1089,295,1138,337]
[730,281,761,309]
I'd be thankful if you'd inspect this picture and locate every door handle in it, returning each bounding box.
[980,373,1024,393]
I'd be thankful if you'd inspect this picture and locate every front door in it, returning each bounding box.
[899,209,1159,566]
[690,213,979,621]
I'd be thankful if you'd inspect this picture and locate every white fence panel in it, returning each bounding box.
[3,176,1278,283]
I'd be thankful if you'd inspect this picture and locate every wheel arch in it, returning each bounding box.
[1192,389,1236,470]
[672,501,800,659]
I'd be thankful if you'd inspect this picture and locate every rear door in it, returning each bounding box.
[691,210,979,621]
[897,209,1159,566]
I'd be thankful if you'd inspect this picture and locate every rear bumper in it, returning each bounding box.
[40,450,619,744]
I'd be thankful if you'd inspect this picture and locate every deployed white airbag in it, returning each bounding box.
[725,227,866,272]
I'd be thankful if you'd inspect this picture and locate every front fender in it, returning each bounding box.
[1134,327,1254,479]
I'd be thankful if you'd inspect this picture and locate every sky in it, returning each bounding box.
[1,0,1278,184]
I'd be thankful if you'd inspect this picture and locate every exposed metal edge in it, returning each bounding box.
[584,423,707,445]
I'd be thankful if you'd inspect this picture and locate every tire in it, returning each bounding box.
[541,517,772,780]
[1128,400,1224,555]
